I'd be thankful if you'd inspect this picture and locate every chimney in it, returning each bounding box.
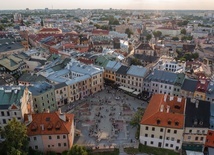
[40,124,44,130]
[169,96,174,101]
[58,108,62,114]
[167,105,170,113]
[177,97,182,102]
[160,104,164,112]
[28,114,32,123]
[164,94,167,102]
[47,109,50,113]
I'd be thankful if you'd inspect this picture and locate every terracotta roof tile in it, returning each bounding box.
[141,94,185,129]
[25,112,74,136]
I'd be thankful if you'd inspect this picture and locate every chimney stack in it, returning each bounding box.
[167,105,170,113]
[164,94,167,102]
[28,114,32,122]
[160,104,164,112]
[196,100,199,108]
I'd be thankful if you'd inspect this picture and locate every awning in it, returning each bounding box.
[118,86,134,93]
[133,91,140,95]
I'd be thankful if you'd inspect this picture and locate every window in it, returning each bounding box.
[57,135,60,139]
[7,111,10,116]
[188,136,191,140]
[48,145,50,148]
[63,135,66,139]
[165,143,168,147]
[145,134,148,137]
[189,130,192,133]
[145,126,149,130]
[152,127,155,131]
[64,143,67,147]
[49,136,52,140]
[159,136,163,139]
[177,140,180,143]
[160,128,163,132]
[209,132,212,136]
[171,137,175,141]
[170,144,173,148]
[3,119,6,124]
[58,143,61,147]
[1,111,4,116]
[176,146,179,150]
[34,137,37,141]
[168,120,172,125]
[151,134,154,138]
[35,146,38,149]
[150,141,153,144]
[175,121,179,126]
[174,130,177,134]
[200,137,204,141]
[167,129,171,133]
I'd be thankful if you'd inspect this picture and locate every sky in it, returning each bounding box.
[0,0,213,10]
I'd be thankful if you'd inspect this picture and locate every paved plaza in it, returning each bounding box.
[66,86,148,152]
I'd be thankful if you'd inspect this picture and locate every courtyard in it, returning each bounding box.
[66,86,148,150]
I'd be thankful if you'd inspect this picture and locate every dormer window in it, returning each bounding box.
[157,119,161,125]
[175,121,179,126]
[168,120,172,125]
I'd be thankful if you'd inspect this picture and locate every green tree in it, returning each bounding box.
[67,145,88,155]
[0,118,29,155]
[181,28,186,35]
[125,28,133,38]
[153,31,162,39]
[172,37,179,41]
[146,34,152,41]
[131,58,142,66]
[0,24,5,31]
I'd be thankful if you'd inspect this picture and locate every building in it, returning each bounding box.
[104,61,122,84]
[183,98,210,152]
[116,65,129,88]
[135,43,154,56]
[0,86,33,128]
[54,82,69,108]
[28,82,57,113]
[181,78,198,98]
[206,81,214,103]
[126,65,148,92]
[194,76,209,100]
[25,110,74,153]
[205,104,214,150]
[140,94,186,151]
[0,73,16,85]
[153,56,186,73]
[18,73,47,85]
[38,28,62,34]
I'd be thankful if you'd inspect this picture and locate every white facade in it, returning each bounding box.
[140,124,183,151]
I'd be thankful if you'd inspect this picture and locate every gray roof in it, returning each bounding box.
[181,78,198,92]
[18,73,47,83]
[0,86,24,108]
[0,38,24,53]
[54,82,67,89]
[66,75,90,85]
[206,82,214,98]
[148,69,177,84]
[105,61,122,72]
[127,65,147,78]
[28,82,53,96]
[185,98,210,128]
[116,65,129,75]
[210,103,214,129]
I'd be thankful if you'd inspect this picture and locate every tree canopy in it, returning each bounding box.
[153,31,162,39]
[125,28,133,38]
[67,145,88,155]
[0,118,29,155]
[181,28,187,35]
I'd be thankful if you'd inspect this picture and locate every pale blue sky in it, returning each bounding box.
[0,0,213,10]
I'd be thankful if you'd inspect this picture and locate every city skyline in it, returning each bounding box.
[0,0,213,10]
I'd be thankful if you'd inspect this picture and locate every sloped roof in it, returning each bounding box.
[25,112,74,136]
[127,65,147,78]
[141,94,185,129]
[181,78,198,92]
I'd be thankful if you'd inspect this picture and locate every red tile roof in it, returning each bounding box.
[25,112,74,136]
[141,94,185,129]
[92,29,109,35]
[205,130,214,147]
[39,28,61,32]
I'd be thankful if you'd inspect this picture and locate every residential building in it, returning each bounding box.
[140,94,186,151]
[116,65,129,88]
[104,61,122,84]
[135,43,154,56]
[181,78,198,98]
[126,65,148,92]
[183,98,210,152]
[29,82,57,113]
[38,28,62,34]
[25,110,74,153]
[205,104,214,149]
[18,73,47,85]
[153,56,186,73]
[0,73,16,85]
[0,86,33,128]
[206,81,214,103]
[54,82,69,107]
[194,76,209,100]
